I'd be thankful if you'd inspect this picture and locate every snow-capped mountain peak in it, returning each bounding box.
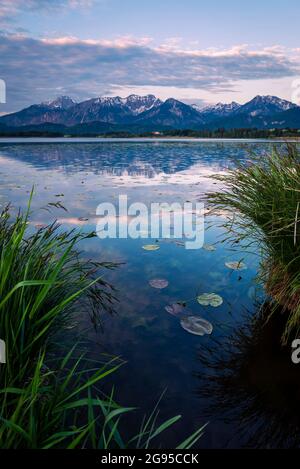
[91,94,162,114]
[43,96,77,110]
[124,94,162,114]
[1,93,299,130]
[238,95,297,116]
[194,101,241,115]
[93,96,124,105]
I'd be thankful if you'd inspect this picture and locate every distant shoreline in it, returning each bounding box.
[0,136,299,144]
[0,129,299,141]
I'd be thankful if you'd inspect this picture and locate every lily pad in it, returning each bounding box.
[165,303,185,316]
[180,316,213,336]
[197,293,223,307]
[149,279,169,289]
[202,243,216,251]
[225,261,247,271]
[142,245,160,251]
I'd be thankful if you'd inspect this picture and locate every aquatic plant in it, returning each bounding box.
[165,303,186,316]
[207,143,300,342]
[0,197,206,448]
[142,244,160,251]
[197,293,223,307]
[225,261,247,271]
[0,348,206,449]
[180,316,213,336]
[149,278,169,289]
[0,195,117,391]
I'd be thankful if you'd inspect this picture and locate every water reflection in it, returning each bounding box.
[197,304,300,448]
[0,140,293,448]
[0,141,272,175]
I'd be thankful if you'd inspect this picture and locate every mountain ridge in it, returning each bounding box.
[1,94,299,131]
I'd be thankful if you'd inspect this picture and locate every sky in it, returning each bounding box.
[0,0,299,113]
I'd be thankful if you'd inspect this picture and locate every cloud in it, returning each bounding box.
[0,34,298,112]
[0,0,95,21]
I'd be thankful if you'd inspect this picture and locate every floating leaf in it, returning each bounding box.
[225,261,247,271]
[47,201,68,212]
[197,293,223,307]
[202,243,216,251]
[165,303,185,316]
[142,245,160,251]
[180,316,213,336]
[175,240,185,247]
[149,278,168,289]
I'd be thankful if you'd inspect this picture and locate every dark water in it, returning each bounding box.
[0,139,297,448]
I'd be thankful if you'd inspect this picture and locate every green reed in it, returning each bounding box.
[208,143,300,343]
[0,196,205,448]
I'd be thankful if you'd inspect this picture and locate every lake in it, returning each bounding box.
[0,139,297,448]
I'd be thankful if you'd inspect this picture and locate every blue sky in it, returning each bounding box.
[0,0,299,112]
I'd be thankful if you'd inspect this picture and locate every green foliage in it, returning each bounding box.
[0,196,206,448]
[0,193,116,390]
[208,144,300,342]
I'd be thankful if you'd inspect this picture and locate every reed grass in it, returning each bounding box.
[207,143,300,343]
[0,192,117,390]
[0,196,206,448]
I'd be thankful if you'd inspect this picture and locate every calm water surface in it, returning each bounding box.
[0,139,296,448]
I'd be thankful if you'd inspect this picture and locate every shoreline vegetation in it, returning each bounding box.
[0,195,205,448]
[2,143,300,448]
[0,128,300,140]
[208,143,300,343]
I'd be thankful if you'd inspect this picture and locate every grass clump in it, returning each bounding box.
[0,196,117,390]
[207,143,300,343]
[0,197,206,448]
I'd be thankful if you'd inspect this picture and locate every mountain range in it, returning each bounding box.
[1,94,300,133]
